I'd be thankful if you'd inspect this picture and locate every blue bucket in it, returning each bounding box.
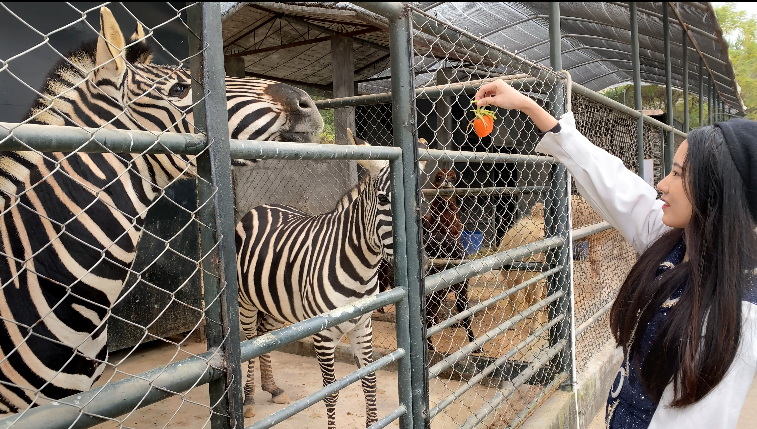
[459,231,484,255]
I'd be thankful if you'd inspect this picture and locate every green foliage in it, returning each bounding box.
[715,3,757,120]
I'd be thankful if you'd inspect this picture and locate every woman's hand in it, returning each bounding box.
[473,79,559,133]
[474,79,532,111]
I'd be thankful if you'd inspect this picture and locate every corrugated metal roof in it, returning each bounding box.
[221,2,744,113]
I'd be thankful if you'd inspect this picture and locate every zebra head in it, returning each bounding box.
[27,7,323,183]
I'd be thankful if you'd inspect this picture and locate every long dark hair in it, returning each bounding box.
[610,125,757,406]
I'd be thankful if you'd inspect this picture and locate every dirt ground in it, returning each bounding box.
[89,339,505,429]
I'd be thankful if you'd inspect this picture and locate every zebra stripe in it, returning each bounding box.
[235,139,393,428]
[0,7,322,414]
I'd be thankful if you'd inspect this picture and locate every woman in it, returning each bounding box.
[474,79,757,428]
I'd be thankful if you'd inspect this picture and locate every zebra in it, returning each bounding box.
[0,7,323,414]
[235,129,420,428]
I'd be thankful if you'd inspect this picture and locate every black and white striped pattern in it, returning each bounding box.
[0,7,322,414]
[235,134,393,428]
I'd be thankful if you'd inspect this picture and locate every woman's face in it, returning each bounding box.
[657,140,693,228]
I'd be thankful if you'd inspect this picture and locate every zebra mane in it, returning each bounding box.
[333,166,388,212]
[25,37,154,124]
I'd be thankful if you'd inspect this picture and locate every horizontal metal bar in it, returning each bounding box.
[428,259,550,272]
[0,122,207,154]
[426,266,563,337]
[576,300,614,337]
[424,235,564,294]
[505,372,569,429]
[229,140,402,160]
[459,340,568,429]
[570,84,687,138]
[428,291,564,379]
[0,123,403,160]
[240,288,405,362]
[429,315,564,418]
[367,406,407,429]
[313,75,535,109]
[421,186,549,197]
[419,149,555,165]
[246,349,406,429]
[0,288,406,429]
[572,221,613,240]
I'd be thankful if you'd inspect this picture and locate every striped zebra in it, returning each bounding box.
[236,130,417,428]
[0,7,322,414]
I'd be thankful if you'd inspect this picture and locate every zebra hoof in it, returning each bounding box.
[243,396,256,418]
[272,391,291,404]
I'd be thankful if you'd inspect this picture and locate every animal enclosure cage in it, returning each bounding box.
[0,2,703,429]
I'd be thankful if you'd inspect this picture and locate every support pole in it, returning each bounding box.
[631,2,644,179]
[547,1,573,391]
[699,57,704,127]
[683,28,689,132]
[187,3,244,429]
[435,68,455,170]
[663,2,674,175]
[709,75,714,125]
[363,3,427,428]
[332,36,356,146]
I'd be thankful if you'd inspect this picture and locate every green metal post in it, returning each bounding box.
[699,57,704,127]
[547,1,572,390]
[353,2,428,427]
[683,28,689,132]
[663,3,674,175]
[631,2,644,178]
[709,75,713,125]
[188,3,244,428]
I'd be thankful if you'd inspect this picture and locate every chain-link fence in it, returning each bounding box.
[0,2,687,429]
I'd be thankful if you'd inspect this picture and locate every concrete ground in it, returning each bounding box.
[90,339,497,429]
[586,372,757,429]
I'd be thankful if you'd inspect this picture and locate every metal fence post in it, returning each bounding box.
[699,57,704,127]
[355,3,430,428]
[188,3,245,428]
[630,2,644,179]
[683,28,689,132]
[663,2,674,174]
[546,2,572,390]
[709,75,714,125]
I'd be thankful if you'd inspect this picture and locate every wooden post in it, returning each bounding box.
[223,56,246,78]
[332,36,356,146]
[435,68,455,170]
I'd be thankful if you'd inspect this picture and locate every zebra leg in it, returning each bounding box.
[314,330,341,429]
[346,316,378,427]
[257,315,290,405]
[240,305,259,418]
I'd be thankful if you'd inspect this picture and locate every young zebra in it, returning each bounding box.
[0,7,322,414]
[236,130,417,428]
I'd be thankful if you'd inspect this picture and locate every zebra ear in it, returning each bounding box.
[347,129,387,176]
[96,7,126,76]
[127,22,153,64]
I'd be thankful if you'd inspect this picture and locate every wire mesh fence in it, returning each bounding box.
[0,1,226,425]
[402,6,573,429]
[0,2,684,429]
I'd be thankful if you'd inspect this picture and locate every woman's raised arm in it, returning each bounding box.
[475,79,670,253]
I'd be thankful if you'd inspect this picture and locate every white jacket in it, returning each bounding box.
[536,112,757,428]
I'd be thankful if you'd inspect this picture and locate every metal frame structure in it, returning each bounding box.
[0,2,742,429]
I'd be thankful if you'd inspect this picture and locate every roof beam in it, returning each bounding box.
[244,71,332,91]
[225,27,380,58]
[224,14,279,49]
[248,5,390,53]
[668,3,739,110]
